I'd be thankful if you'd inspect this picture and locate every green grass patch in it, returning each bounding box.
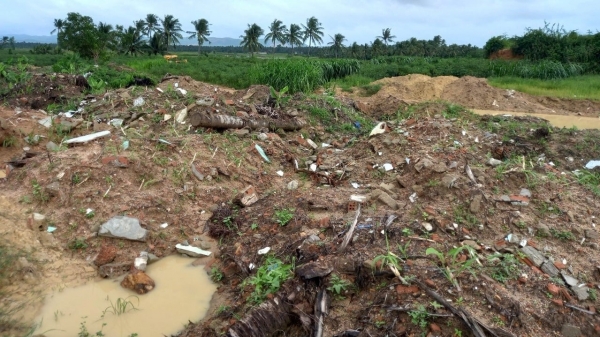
[488,75,600,100]
[246,256,293,304]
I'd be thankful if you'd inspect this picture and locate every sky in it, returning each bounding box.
[1,0,598,47]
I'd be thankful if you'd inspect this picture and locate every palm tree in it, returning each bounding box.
[144,14,161,40]
[120,26,145,55]
[264,19,287,54]
[350,42,360,59]
[161,15,183,51]
[187,19,211,55]
[51,19,64,48]
[302,16,324,56]
[240,23,264,57]
[286,24,303,54]
[8,37,15,50]
[378,28,396,46]
[328,33,346,58]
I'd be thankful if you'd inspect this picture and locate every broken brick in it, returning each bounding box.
[396,284,419,295]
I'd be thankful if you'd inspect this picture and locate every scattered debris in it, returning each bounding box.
[98,216,148,241]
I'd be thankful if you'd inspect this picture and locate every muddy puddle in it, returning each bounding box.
[33,256,217,337]
[473,109,600,129]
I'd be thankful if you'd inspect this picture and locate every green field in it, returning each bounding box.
[2,49,600,100]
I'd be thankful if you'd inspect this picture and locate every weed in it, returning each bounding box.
[408,304,429,329]
[78,321,106,337]
[492,315,505,327]
[589,288,598,301]
[487,253,522,283]
[210,267,224,282]
[31,179,49,203]
[360,83,381,96]
[2,135,16,147]
[269,85,290,108]
[251,223,259,230]
[246,256,293,304]
[426,245,479,291]
[550,229,576,241]
[274,208,295,226]
[68,238,88,250]
[374,320,386,329]
[101,296,139,317]
[327,274,351,299]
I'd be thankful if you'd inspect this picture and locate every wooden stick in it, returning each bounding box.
[340,204,361,252]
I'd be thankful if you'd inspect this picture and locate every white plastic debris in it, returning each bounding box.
[249,263,256,270]
[255,144,270,163]
[382,163,394,171]
[47,226,57,233]
[310,163,317,172]
[38,116,54,128]
[174,82,179,88]
[276,170,284,176]
[176,88,187,95]
[160,223,169,229]
[164,114,172,121]
[258,247,271,255]
[156,87,163,93]
[409,193,418,203]
[585,160,600,169]
[350,194,367,203]
[306,139,318,149]
[64,130,110,144]
[175,107,187,124]
[351,182,359,189]
[369,122,388,137]
[175,244,211,257]
[110,119,124,127]
[322,143,331,148]
[86,208,93,215]
[133,97,145,107]
[405,157,410,164]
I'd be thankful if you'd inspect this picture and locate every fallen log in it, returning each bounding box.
[189,112,306,131]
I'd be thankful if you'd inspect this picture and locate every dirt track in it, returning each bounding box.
[2,73,600,337]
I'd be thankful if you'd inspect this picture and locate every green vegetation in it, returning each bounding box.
[274,208,295,226]
[426,246,478,291]
[247,256,293,304]
[327,274,352,298]
[210,267,224,282]
[488,75,600,100]
[101,296,140,317]
[487,253,522,283]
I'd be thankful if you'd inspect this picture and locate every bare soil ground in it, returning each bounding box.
[2,73,600,337]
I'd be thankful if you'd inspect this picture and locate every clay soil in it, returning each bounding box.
[2,72,600,337]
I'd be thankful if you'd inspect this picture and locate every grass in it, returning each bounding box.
[274,208,295,226]
[488,75,600,100]
[246,256,293,304]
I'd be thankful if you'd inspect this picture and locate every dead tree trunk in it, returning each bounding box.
[227,296,292,337]
[190,112,306,131]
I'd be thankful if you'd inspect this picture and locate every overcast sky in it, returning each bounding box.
[1,0,598,46]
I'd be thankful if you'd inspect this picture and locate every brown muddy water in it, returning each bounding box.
[33,256,217,337]
[473,110,600,129]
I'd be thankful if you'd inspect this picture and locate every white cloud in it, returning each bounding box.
[0,0,598,46]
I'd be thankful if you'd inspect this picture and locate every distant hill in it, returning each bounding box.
[0,34,242,47]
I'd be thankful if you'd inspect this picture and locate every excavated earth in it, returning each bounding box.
[1,72,600,337]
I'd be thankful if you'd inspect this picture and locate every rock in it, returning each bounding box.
[396,175,411,188]
[44,182,61,197]
[147,253,159,264]
[561,272,579,287]
[46,141,59,152]
[99,263,131,278]
[431,163,447,173]
[462,240,481,251]
[541,261,559,277]
[521,246,545,267]
[94,245,118,266]
[235,185,258,207]
[295,261,333,279]
[414,158,434,173]
[379,182,397,194]
[561,324,581,337]
[176,243,211,257]
[520,188,532,198]
[537,223,551,237]
[585,229,599,239]
[257,133,268,141]
[99,216,148,242]
[488,158,502,166]
[305,234,321,244]
[571,285,590,301]
[421,222,434,232]
[470,194,483,213]
[372,189,399,209]
[287,180,299,190]
[566,211,575,223]
[120,270,155,294]
[441,174,459,188]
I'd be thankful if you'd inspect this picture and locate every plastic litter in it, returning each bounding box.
[121,140,129,150]
[382,163,393,171]
[309,163,317,172]
[64,130,110,144]
[47,226,57,233]
[351,182,359,189]
[133,97,145,107]
[276,170,284,176]
[175,107,187,124]
[258,247,271,255]
[350,194,367,203]
[110,119,124,127]
[409,193,417,203]
[585,160,600,169]
[160,223,169,229]
[306,139,318,149]
[176,88,187,95]
[369,122,389,137]
[255,144,270,163]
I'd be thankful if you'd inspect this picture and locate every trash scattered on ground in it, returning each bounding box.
[255,144,270,163]
[64,130,111,144]
[175,243,211,257]
[585,160,600,169]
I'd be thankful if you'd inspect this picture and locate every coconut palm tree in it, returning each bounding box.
[144,14,161,40]
[187,19,211,55]
[328,33,346,58]
[264,19,287,54]
[160,15,183,51]
[302,16,324,56]
[286,24,303,54]
[378,28,396,46]
[120,26,145,55]
[51,19,64,48]
[240,23,264,57]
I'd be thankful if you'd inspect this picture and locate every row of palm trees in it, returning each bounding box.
[51,14,212,56]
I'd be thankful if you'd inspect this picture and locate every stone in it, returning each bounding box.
[134,252,148,271]
[101,155,129,168]
[235,185,258,207]
[470,194,483,213]
[561,324,581,337]
[572,285,590,301]
[120,269,155,294]
[46,141,59,152]
[414,158,434,173]
[521,246,545,267]
[99,216,148,242]
[99,263,131,278]
[462,240,482,251]
[537,223,551,237]
[379,182,397,194]
[305,234,321,244]
[147,253,159,264]
[547,283,560,295]
[541,261,560,277]
[441,174,459,188]
[520,188,532,198]
[431,163,447,173]
[488,158,502,166]
[421,222,434,232]
[585,229,599,239]
[396,175,411,188]
[257,133,268,141]
[295,261,333,279]
[176,243,211,257]
[372,189,399,209]
[561,272,579,287]
[287,180,299,190]
[44,182,61,197]
[94,245,118,266]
